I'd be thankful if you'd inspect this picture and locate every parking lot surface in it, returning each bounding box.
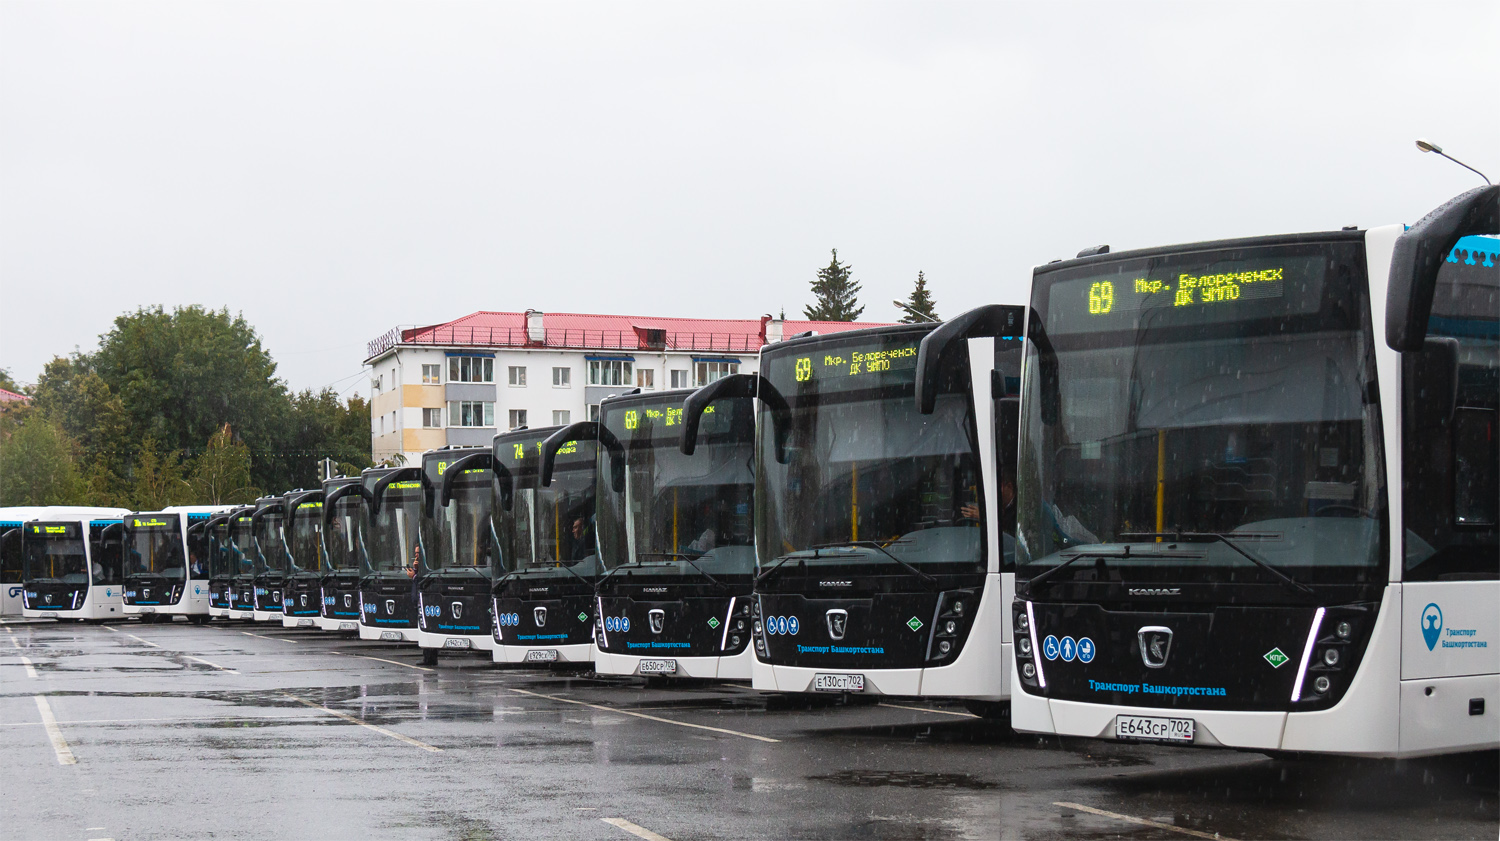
[2,618,1495,841]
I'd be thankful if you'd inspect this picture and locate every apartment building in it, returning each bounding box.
[364,310,882,465]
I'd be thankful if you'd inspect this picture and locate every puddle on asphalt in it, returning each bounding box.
[809,770,1000,790]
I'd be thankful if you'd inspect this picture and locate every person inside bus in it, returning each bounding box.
[685,499,718,555]
[568,513,595,562]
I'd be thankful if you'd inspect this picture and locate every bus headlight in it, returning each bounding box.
[938,640,951,654]
[1016,611,1028,633]
[1018,636,1032,656]
[1022,662,1036,680]
[1313,675,1331,694]
[1335,620,1352,640]
[1322,648,1340,667]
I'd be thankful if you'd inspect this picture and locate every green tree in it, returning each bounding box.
[278,389,374,490]
[0,368,24,394]
[30,357,133,496]
[897,271,940,323]
[130,436,192,511]
[0,415,85,505]
[804,249,864,321]
[188,424,259,505]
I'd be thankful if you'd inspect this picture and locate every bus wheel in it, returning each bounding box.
[188,614,210,625]
[421,648,439,666]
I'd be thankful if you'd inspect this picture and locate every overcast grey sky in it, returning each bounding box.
[2,1,1495,395]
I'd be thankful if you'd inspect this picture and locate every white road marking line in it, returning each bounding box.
[877,702,979,719]
[86,828,105,831]
[0,714,332,728]
[124,634,160,648]
[34,696,77,765]
[101,625,120,633]
[280,693,442,752]
[20,655,38,678]
[601,817,674,841]
[241,631,297,643]
[183,655,238,673]
[509,688,779,743]
[330,652,433,672]
[1054,801,1237,841]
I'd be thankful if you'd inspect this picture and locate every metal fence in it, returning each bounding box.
[368,325,763,359]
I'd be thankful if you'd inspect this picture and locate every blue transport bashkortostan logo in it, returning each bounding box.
[1421,603,1443,651]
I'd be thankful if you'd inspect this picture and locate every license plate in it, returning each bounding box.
[296,619,315,628]
[380,631,404,641]
[639,658,677,675]
[524,649,559,663]
[443,637,472,649]
[338,622,358,631]
[1115,715,1194,743]
[813,673,866,692]
[138,607,156,614]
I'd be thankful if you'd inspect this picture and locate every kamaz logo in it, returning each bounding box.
[642,587,668,594]
[820,580,853,588]
[1128,588,1181,596]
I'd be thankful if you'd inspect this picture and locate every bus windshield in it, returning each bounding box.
[231,517,255,575]
[23,524,88,582]
[254,511,288,574]
[366,483,423,575]
[325,494,364,571]
[423,470,496,573]
[1018,239,1385,587]
[597,394,756,578]
[495,433,598,575]
[756,328,985,574]
[287,503,326,574]
[124,515,184,579]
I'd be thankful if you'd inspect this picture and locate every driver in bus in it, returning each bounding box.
[569,514,595,562]
[686,500,718,554]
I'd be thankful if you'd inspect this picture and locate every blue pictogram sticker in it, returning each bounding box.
[1061,636,1077,662]
[1077,637,1095,663]
[788,616,799,635]
[1422,603,1442,651]
[1042,635,1060,660]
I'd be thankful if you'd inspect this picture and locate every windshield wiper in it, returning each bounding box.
[635,552,727,591]
[1028,545,1198,589]
[1120,531,1317,598]
[798,539,936,587]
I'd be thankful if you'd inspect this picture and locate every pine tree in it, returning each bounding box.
[187,424,259,505]
[804,249,864,321]
[898,271,939,323]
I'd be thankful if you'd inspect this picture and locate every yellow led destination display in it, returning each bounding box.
[609,396,729,444]
[1046,252,1325,335]
[129,517,177,531]
[770,333,924,394]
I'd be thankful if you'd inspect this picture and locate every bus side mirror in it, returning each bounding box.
[438,451,493,508]
[1386,185,1497,352]
[681,374,757,455]
[492,461,514,512]
[917,304,1025,414]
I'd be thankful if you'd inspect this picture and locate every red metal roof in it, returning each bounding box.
[0,388,30,404]
[367,311,891,360]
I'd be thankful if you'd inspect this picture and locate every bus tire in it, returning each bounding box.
[421,648,439,666]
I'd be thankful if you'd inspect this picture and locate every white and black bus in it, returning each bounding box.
[281,490,326,628]
[361,466,425,643]
[749,312,1024,708]
[1011,186,1498,757]
[318,476,368,632]
[249,494,288,622]
[121,506,231,623]
[414,446,497,662]
[564,387,757,680]
[1,507,52,617]
[20,508,131,621]
[207,506,255,620]
[491,425,600,666]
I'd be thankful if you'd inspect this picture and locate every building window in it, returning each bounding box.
[372,375,383,393]
[588,359,632,386]
[552,367,571,387]
[508,366,527,386]
[552,410,570,426]
[636,369,654,389]
[379,416,385,434]
[448,401,495,428]
[448,356,494,383]
[670,369,689,389]
[589,404,600,422]
[694,360,738,387]
[422,364,441,384]
[508,409,528,430]
[422,408,442,428]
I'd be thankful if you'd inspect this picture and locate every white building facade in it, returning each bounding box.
[365,309,877,465]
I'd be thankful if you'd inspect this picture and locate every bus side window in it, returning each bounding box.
[1402,237,1499,581]
[92,525,125,586]
[0,529,21,584]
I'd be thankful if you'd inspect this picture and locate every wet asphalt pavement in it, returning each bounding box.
[2,619,1495,841]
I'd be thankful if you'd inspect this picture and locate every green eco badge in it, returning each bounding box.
[578,612,589,623]
[1263,647,1290,668]
[906,616,924,632]
[707,617,720,629]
